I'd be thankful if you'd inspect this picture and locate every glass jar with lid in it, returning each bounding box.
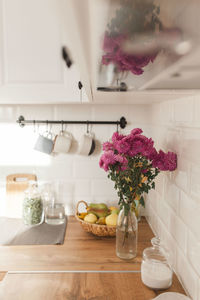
[22,181,44,226]
[141,237,173,290]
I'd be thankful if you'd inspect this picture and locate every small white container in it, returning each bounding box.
[141,237,173,290]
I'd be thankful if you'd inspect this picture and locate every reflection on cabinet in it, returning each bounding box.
[0,0,88,103]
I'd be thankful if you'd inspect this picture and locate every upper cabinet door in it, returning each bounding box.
[0,0,88,103]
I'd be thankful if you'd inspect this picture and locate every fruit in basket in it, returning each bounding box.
[96,216,106,225]
[112,209,119,215]
[109,206,117,211]
[78,212,88,220]
[84,213,97,224]
[87,203,109,218]
[109,206,119,215]
[105,213,118,226]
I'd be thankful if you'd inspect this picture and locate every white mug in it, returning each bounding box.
[53,131,72,153]
[34,132,54,155]
[78,133,95,156]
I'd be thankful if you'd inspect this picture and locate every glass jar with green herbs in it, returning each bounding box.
[22,181,44,226]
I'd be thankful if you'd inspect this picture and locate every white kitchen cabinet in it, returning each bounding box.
[0,0,88,104]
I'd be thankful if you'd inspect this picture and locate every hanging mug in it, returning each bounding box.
[78,123,96,156]
[53,122,72,154]
[53,131,72,154]
[34,131,54,155]
[34,123,54,155]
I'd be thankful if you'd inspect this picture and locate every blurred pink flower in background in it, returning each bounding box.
[102,34,157,75]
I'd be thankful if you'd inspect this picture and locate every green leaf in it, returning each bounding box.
[140,196,145,207]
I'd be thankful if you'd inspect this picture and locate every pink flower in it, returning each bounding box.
[115,154,128,165]
[99,150,128,172]
[152,150,177,171]
[148,147,157,160]
[131,128,143,136]
[115,154,128,170]
[112,132,125,143]
[103,34,126,53]
[115,154,125,164]
[112,132,154,155]
[152,150,165,170]
[99,150,116,171]
[141,138,156,159]
[164,151,177,171]
[99,128,177,173]
[126,134,156,159]
[102,34,157,75]
[114,139,131,154]
[102,142,114,151]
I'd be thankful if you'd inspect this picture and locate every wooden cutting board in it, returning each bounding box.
[6,174,37,218]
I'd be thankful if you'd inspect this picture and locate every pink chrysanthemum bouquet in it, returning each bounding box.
[99,128,177,215]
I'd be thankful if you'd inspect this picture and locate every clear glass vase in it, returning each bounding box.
[132,199,141,221]
[116,206,138,260]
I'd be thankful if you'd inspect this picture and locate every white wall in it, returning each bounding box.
[145,95,200,300]
[0,103,151,215]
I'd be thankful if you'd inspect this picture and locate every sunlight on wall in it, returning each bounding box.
[0,124,51,166]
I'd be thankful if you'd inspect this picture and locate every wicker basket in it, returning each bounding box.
[75,200,116,237]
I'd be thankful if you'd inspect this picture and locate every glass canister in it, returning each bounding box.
[141,237,173,290]
[116,206,138,260]
[22,181,44,226]
[41,182,55,208]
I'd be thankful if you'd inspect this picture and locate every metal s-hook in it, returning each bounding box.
[117,122,119,132]
[61,120,64,133]
[86,120,89,134]
[33,120,36,133]
[46,120,49,133]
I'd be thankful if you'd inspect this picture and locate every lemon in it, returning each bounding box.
[109,206,117,211]
[84,213,97,224]
[105,213,118,226]
[96,217,106,225]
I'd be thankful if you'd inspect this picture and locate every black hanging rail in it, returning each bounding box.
[17,116,127,129]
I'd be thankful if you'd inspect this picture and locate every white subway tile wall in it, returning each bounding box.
[146,95,200,300]
[0,103,150,217]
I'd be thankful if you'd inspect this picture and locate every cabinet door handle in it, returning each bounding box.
[62,47,72,68]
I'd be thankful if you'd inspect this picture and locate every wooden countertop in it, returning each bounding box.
[0,272,186,300]
[0,216,186,299]
[0,216,154,272]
